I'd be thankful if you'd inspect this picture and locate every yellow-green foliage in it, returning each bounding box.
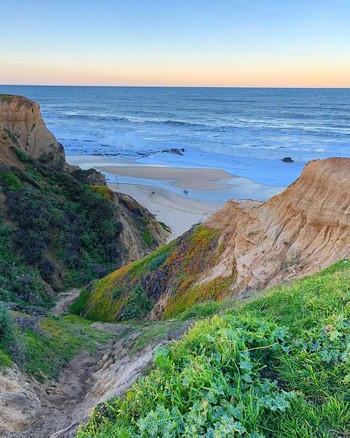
[71,242,176,321]
[71,225,225,322]
[89,185,114,201]
[163,277,232,319]
[0,350,12,368]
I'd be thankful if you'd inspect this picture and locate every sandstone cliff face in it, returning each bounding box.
[204,157,350,293]
[0,94,68,170]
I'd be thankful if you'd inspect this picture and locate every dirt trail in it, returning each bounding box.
[2,290,188,438]
[51,288,81,316]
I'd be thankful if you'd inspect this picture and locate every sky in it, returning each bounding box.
[1,0,350,87]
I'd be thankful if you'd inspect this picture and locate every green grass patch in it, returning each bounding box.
[0,94,12,103]
[127,320,184,356]
[0,349,12,368]
[142,229,153,247]
[0,172,22,190]
[19,315,112,381]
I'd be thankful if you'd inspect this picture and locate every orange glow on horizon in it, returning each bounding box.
[1,59,350,88]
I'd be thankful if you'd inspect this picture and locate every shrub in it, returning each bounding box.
[112,289,123,299]
[119,286,152,321]
[0,172,22,190]
[89,185,114,201]
[142,229,153,247]
[149,251,170,271]
[0,303,14,352]
[10,147,31,163]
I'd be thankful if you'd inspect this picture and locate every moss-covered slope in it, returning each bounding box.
[71,225,235,322]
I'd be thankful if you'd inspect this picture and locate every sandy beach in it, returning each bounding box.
[110,183,219,240]
[67,155,284,239]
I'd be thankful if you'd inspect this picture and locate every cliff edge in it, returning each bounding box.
[204,157,350,292]
[0,94,69,170]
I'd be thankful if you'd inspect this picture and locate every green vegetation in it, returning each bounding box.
[0,221,47,306]
[71,226,227,322]
[19,315,112,380]
[90,185,115,201]
[0,94,12,103]
[127,321,182,356]
[0,303,14,367]
[70,241,176,321]
[77,260,350,437]
[0,172,22,190]
[0,309,112,379]
[142,228,153,247]
[0,148,127,305]
[149,251,171,271]
[159,221,171,233]
[119,285,152,321]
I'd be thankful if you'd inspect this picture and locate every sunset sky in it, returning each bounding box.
[1,0,350,87]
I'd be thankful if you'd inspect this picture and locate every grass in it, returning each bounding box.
[17,315,112,381]
[0,350,12,369]
[127,320,185,356]
[76,260,350,437]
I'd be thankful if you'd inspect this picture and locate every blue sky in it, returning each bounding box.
[1,0,349,86]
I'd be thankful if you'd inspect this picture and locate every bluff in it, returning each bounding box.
[74,157,350,321]
[0,94,69,170]
[0,94,167,306]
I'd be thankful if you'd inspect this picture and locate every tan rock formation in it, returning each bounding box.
[0,94,69,170]
[204,157,350,293]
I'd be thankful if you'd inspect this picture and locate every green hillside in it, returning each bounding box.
[70,225,232,321]
[77,260,350,437]
[0,147,161,307]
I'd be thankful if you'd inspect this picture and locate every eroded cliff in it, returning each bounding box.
[75,157,350,320]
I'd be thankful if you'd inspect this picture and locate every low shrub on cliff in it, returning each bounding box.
[0,303,14,355]
[77,260,350,437]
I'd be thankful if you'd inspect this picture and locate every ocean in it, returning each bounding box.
[1,86,349,187]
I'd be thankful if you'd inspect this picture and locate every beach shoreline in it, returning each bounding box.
[67,155,284,239]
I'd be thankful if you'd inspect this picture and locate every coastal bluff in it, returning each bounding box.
[76,157,350,321]
[204,157,350,292]
[0,94,69,170]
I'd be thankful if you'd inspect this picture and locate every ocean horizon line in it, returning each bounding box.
[1,84,350,90]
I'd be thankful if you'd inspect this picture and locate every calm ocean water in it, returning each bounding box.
[1,86,349,187]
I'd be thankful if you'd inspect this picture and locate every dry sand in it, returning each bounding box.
[110,183,219,241]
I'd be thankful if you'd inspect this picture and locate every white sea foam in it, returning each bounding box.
[1,85,349,187]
